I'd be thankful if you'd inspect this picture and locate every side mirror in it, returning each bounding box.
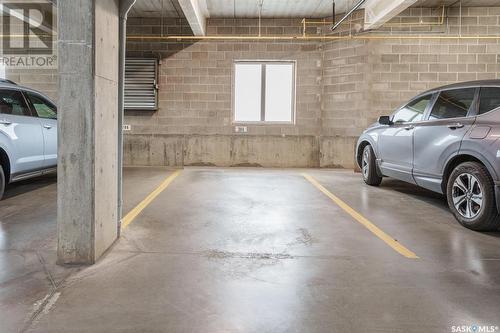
[378,116,392,125]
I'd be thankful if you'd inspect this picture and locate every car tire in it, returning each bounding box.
[362,145,382,186]
[447,162,500,231]
[0,165,4,200]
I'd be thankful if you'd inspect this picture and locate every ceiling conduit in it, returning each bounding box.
[331,0,365,31]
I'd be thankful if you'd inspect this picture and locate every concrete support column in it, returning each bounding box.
[57,0,120,264]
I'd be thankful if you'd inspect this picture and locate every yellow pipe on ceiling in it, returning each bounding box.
[126,34,500,41]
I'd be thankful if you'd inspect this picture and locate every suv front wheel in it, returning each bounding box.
[362,145,382,186]
[447,162,500,231]
[0,165,4,200]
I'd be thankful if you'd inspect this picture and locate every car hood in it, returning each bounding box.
[363,122,384,133]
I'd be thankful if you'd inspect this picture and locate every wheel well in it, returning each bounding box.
[356,141,371,167]
[0,148,10,182]
[442,154,486,193]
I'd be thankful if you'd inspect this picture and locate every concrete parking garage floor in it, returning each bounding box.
[1,167,500,332]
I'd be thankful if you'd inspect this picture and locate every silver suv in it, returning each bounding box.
[356,80,500,231]
[0,80,57,199]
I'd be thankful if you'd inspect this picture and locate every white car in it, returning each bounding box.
[0,79,57,199]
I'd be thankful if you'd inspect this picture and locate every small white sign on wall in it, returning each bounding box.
[234,126,248,133]
[123,124,131,131]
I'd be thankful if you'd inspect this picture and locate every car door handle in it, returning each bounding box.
[447,123,464,130]
[0,120,12,125]
[43,124,52,129]
[404,125,414,130]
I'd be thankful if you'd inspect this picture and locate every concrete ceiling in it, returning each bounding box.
[130,0,500,18]
[129,0,183,17]
[130,0,358,18]
[206,0,347,18]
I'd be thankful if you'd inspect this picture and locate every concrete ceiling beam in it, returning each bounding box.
[363,0,418,30]
[178,0,209,36]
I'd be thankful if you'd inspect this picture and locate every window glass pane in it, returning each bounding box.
[234,64,262,122]
[265,64,293,122]
[479,87,500,115]
[393,95,431,123]
[27,92,57,119]
[430,88,475,120]
[0,89,30,116]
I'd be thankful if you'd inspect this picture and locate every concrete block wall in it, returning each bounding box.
[124,18,325,167]
[322,7,500,167]
[320,10,368,167]
[3,6,499,169]
[2,68,58,100]
[322,6,500,168]
[124,7,500,169]
[368,6,500,118]
[126,17,194,59]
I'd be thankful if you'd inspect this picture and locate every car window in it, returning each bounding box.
[392,94,432,123]
[26,92,57,119]
[478,87,500,115]
[0,89,31,117]
[429,88,475,120]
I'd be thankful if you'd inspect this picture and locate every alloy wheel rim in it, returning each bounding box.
[362,150,369,179]
[452,173,483,219]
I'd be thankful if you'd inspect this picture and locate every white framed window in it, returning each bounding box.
[233,61,296,124]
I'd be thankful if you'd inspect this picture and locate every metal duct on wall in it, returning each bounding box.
[124,58,158,111]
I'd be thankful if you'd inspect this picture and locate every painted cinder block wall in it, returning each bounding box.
[3,7,499,169]
[321,7,500,166]
[125,17,325,167]
[124,6,500,169]
[367,6,500,116]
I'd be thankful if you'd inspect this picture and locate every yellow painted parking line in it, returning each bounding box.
[122,170,182,229]
[302,173,419,259]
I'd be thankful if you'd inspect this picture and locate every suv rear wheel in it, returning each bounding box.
[447,162,500,231]
[362,145,382,186]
